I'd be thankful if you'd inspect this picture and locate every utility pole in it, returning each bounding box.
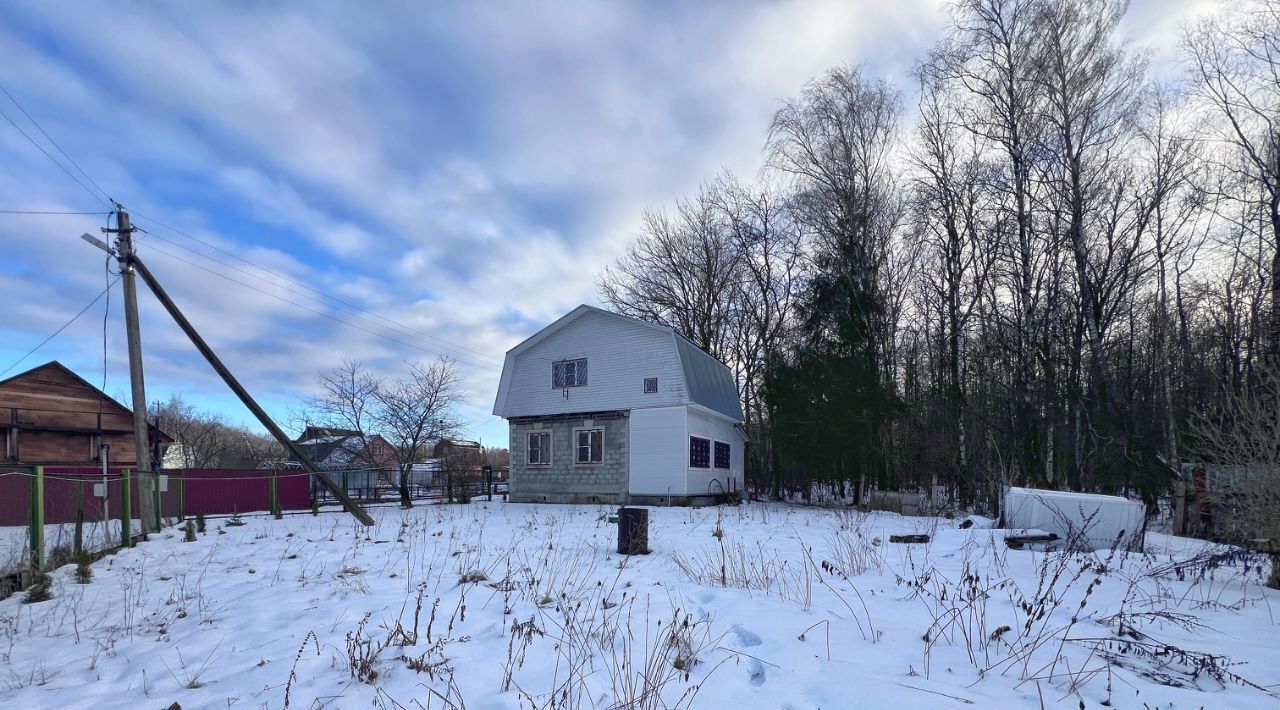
[108,207,157,534]
[80,217,374,527]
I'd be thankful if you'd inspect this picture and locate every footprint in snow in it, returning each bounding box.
[747,658,766,686]
[731,625,762,648]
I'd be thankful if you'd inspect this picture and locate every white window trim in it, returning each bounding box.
[713,440,731,470]
[572,426,604,466]
[689,436,711,469]
[526,431,552,466]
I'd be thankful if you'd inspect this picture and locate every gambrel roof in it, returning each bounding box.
[493,304,743,421]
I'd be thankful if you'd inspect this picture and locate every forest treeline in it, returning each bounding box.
[597,0,1280,511]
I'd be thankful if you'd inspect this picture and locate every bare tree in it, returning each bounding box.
[375,358,462,508]
[1185,0,1280,358]
[299,359,384,474]
[153,395,235,468]
[940,0,1052,487]
[1189,362,1280,588]
[908,63,997,500]
[710,174,804,488]
[598,186,742,360]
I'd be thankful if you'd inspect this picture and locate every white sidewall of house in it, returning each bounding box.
[628,406,688,496]
[497,310,688,418]
[686,407,744,497]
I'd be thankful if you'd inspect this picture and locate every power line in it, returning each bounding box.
[130,212,503,366]
[0,209,111,215]
[0,103,110,209]
[0,277,122,378]
[0,83,115,206]
[136,231,503,369]
[137,241,501,371]
[0,86,500,369]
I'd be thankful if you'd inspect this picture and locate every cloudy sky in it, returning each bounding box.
[0,0,1204,445]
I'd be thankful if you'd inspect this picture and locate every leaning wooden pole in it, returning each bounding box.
[128,255,374,526]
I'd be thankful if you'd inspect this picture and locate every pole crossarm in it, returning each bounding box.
[127,253,374,526]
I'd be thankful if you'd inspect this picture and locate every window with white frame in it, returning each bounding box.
[689,436,711,468]
[575,428,603,464]
[714,441,730,469]
[526,431,551,465]
[552,358,588,388]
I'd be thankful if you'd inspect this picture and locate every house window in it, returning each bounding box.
[689,436,711,468]
[372,442,383,456]
[714,441,730,469]
[643,377,658,393]
[552,358,588,388]
[575,428,603,464]
[527,432,551,465]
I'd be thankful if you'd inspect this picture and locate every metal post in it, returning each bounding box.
[29,466,44,571]
[270,471,280,518]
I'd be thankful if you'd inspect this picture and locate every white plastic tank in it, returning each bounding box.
[1002,486,1146,552]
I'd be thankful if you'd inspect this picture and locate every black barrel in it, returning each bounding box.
[617,507,650,555]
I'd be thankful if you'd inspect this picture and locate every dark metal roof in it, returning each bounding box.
[674,335,744,421]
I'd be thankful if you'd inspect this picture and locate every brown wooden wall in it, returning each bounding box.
[0,361,156,466]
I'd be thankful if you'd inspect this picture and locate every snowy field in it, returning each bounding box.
[1,502,1277,709]
[2,520,129,578]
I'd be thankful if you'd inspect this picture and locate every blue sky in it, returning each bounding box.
[0,0,1202,446]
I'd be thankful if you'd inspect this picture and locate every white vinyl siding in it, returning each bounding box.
[495,310,688,417]
[686,405,744,495]
[628,406,687,496]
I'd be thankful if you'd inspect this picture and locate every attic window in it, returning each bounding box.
[372,442,383,455]
[643,377,658,393]
[553,358,587,388]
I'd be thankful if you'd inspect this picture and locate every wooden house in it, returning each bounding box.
[0,361,170,468]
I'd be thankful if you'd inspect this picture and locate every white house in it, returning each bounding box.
[493,304,747,505]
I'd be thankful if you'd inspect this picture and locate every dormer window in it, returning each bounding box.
[553,358,587,388]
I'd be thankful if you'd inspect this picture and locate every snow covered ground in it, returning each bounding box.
[1,502,1276,709]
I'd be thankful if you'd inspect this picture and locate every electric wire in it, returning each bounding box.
[0,86,501,371]
[137,241,501,371]
[128,210,502,366]
[0,103,110,209]
[0,83,115,206]
[0,209,112,215]
[0,277,122,379]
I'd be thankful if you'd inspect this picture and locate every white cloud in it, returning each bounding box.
[0,0,1195,442]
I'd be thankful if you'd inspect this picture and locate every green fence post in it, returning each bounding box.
[121,469,132,548]
[270,471,280,518]
[74,479,84,558]
[154,471,163,531]
[29,465,45,571]
[179,472,186,521]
